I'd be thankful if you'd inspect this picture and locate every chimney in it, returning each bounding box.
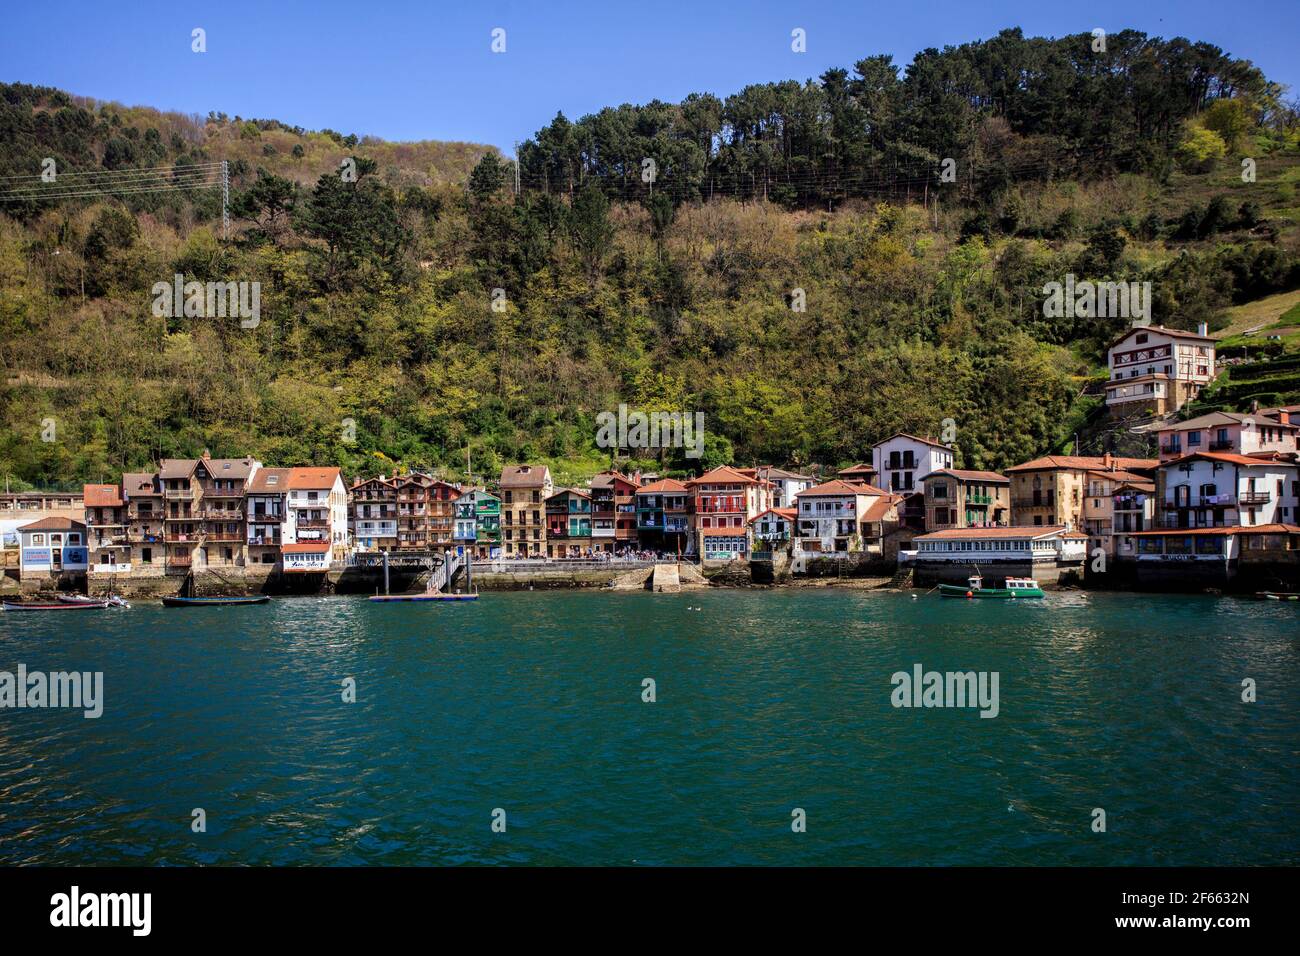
[1103,452,1113,470]
[1280,409,1291,426]
[1197,321,1208,337]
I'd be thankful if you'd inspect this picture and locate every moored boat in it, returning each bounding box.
[161,595,271,607]
[937,573,1045,599]
[3,599,111,612]
[57,593,130,608]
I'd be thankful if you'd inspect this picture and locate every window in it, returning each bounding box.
[1136,333,1148,344]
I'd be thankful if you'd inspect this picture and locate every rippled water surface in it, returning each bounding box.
[1,590,1296,865]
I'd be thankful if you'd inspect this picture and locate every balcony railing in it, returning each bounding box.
[1208,440,1234,452]
[1160,444,1182,455]
[966,493,993,505]
[1239,491,1272,505]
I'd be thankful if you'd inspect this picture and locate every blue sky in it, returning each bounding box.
[4,0,1297,153]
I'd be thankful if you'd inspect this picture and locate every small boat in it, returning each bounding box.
[368,592,478,602]
[3,599,111,612]
[58,593,130,608]
[938,573,1045,599]
[1258,591,1300,601]
[162,595,271,607]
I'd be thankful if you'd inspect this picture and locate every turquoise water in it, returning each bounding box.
[0,590,1296,865]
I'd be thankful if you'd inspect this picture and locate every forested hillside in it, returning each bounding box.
[2,28,1299,489]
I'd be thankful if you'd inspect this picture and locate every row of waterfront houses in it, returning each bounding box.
[5,324,1299,583]
[8,403,1297,583]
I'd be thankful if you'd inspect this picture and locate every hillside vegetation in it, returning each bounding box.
[2,27,1299,490]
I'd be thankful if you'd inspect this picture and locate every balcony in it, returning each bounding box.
[966,493,993,505]
[1160,444,1182,455]
[163,488,192,500]
[1208,440,1234,452]
[1239,491,1272,505]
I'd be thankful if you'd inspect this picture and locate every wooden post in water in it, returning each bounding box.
[382,550,389,596]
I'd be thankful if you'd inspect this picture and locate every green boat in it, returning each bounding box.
[937,573,1045,599]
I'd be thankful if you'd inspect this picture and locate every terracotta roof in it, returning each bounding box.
[798,479,875,498]
[247,467,291,493]
[121,472,160,496]
[837,462,878,476]
[1130,524,1300,537]
[499,464,551,487]
[862,497,901,521]
[282,541,331,553]
[1109,324,1216,350]
[871,432,953,451]
[842,480,894,495]
[926,469,1009,484]
[687,466,757,486]
[1007,455,1157,473]
[590,471,636,489]
[547,487,591,500]
[286,467,342,490]
[915,525,1074,540]
[636,478,688,494]
[1160,411,1268,431]
[83,483,123,507]
[1164,451,1288,468]
[18,516,86,532]
[750,507,797,523]
[351,475,396,490]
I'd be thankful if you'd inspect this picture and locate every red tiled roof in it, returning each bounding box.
[636,478,689,494]
[282,542,331,553]
[687,466,757,486]
[837,462,877,475]
[915,525,1076,540]
[798,479,875,497]
[83,483,123,507]
[1130,524,1300,537]
[18,516,86,532]
[749,507,796,523]
[286,467,342,490]
[1008,455,1157,473]
[1083,469,1151,483]
[1164,451,1288,468]
[862,497,901,521]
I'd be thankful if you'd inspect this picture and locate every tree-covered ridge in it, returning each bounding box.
[517,28,1293,205]
[1,28,1299,491]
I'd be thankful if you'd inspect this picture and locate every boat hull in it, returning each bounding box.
[3,600,110,611]
[936,583,1044,599]
[161,595,271,607]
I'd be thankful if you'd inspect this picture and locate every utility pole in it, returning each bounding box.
[221,159,229,240]
[513,142,520,196]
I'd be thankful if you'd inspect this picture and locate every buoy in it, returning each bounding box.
[966,591,973,598]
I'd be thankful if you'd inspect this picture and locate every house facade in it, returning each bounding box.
[922,469,1010,530]
[546,489,593,557]
[635,478,690,553]
[159,453,261,571]
[350,476,398,552]
[1082,471,1156,558]
[285,467,349,561]
[17,516,89,581]
[871,433,955,494]
[246,467,289,566]
[1156,452,1296,529]
[750,507,796,547]
[121,472,164,572]
[758,467,816,508]
[500,465,552,557]
[688,466,770,561]
[590,471,638,553]
[1105,323,1216,415]
[1156,409,1298,462]
[1008,454,1158,531]
[793,479,889,553]
[83,483,129,572]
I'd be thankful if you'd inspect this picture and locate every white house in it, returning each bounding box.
[17,516,89,580]
[794,480,888,552]
[285,467,349,561]
[871,433,955,494]
[758,468,815,508]
[750,507,796,546]
[1106,323,1216,414]
[281,541,331,572]
[1156,409,1298,462]
[1158,451,1297,528]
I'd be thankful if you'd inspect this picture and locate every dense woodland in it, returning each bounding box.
[2,28,1300,490]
